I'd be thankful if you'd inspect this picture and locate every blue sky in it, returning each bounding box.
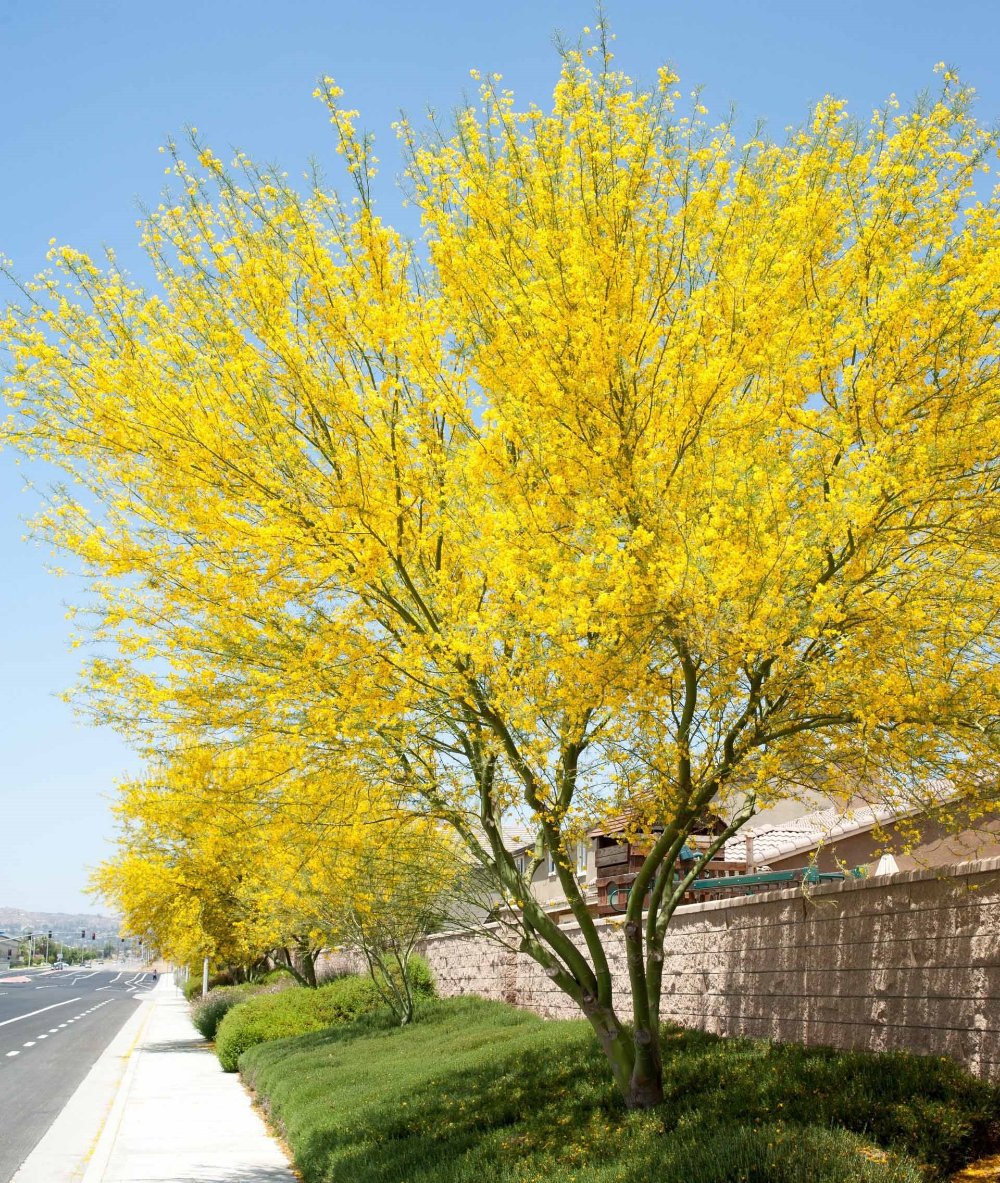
[2,0,999,912]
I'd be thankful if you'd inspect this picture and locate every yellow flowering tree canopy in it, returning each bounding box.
[4,35,1000,1105]
[94,744,346,974]
[94,740,432,985]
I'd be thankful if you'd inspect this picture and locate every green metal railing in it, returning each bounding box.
[604,866,850,912]
[687,867,846,892]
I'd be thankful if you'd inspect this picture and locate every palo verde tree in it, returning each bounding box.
[324,818,465,1024]
[94,741,381,981]
[5,32,1000,1106]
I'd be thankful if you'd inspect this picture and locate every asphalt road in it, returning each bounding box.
[0,965,154,1182]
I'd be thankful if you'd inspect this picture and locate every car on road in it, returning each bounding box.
[51,961,68,969]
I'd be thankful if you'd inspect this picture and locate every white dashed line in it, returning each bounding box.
[0,997,83,1029]
[5,1050,18,1057]
[22,1041,35,1047]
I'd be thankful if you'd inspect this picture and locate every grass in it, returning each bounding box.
[239,997,999,1183]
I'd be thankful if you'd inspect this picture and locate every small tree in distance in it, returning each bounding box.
[328,823,462,1025]
[5,30,1000,1107]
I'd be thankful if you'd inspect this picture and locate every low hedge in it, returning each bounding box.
[393,952,435,999]
[191,983,261,1040]
[215,975,383,1071]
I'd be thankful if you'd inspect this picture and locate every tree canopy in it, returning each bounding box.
[4,33,1000,1105]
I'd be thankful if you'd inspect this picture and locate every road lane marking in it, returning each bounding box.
[22,1041,35,1047]
[34,985,56,990]
[37,1034,47,1039]
[5,1050,18,1057]
[0,996,82,1029]
[95,985,112,991]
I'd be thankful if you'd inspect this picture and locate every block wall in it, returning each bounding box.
[417,857,1000,1080]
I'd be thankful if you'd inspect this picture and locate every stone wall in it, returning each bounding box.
[417,856,1000,1080]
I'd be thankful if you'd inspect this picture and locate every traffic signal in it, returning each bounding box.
[91,932,96,940]
[48,930,52,940]
[81,929,86,939]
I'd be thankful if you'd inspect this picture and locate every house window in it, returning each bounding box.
[515,853,526,877]
[547,849,556,877]
[576,841,588,878]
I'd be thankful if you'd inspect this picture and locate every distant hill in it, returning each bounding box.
[0,907,120,940]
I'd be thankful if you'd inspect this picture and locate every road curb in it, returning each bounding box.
[10,989,158,1183]
[79,996,157,1183]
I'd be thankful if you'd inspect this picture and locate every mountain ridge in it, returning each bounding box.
[0,906,120,936]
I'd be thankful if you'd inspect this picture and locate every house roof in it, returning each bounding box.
[501,823,537,854]
[499,778,959,862]
[726,780,955,864]
[588,800,726,839]
[588,811,645,839]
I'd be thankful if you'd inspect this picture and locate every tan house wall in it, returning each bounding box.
[415,857,1000,1081]
[767,817,1000,874]
[514,844,595,909]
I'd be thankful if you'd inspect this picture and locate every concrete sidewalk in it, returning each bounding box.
[13,973,297,1183]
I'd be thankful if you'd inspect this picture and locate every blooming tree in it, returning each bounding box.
[5,35,1000,1105]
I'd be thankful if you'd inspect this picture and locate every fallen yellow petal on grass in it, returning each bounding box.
[952,1154,1000,1181]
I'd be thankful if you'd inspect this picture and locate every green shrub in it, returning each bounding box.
[261,968,295,985]
[215,975,382,1071]
[182,975,203,1002]
[182,970,234,1002]
[404,952,435,998]
[191,983,259,1040]
[366,951,437,1022]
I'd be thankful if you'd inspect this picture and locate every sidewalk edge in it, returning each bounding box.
[79,999,157,1183]
[10,993,158,1183]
